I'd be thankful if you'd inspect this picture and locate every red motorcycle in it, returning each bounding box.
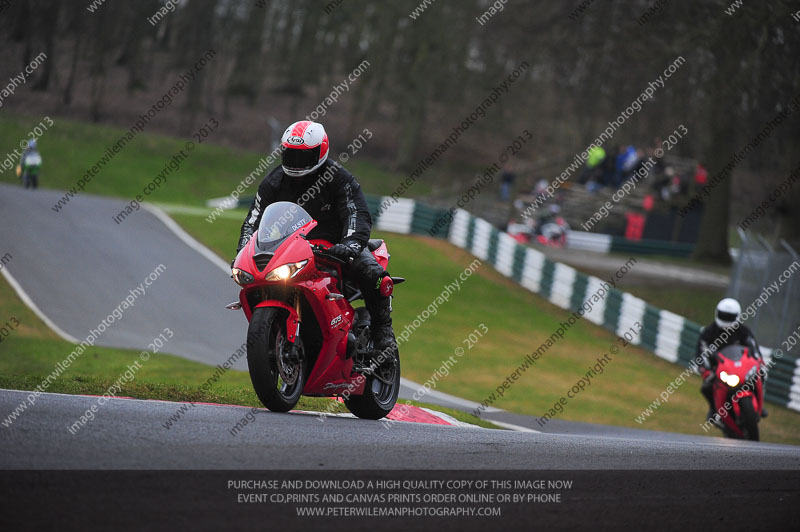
[712,345,764,441]
[534,215,569,247]
[228,201,403,419]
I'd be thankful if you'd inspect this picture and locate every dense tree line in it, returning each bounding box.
[2,0,799,259]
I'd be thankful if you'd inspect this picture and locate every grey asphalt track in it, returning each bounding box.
[0,183,247,369]
[2,389,799,469]
[540,240,731,288]
[0,184,486,413]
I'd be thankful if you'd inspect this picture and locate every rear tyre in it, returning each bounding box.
[345,346,400,420]
[247,307,305,413]
[739,398,760,441]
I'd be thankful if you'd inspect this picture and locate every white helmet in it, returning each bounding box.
[715,298,741,329]
[280,120,329,177]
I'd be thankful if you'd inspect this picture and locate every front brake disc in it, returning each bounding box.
[276,338,302,386]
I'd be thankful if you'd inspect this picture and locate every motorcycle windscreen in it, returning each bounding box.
[256,201,313,253]
[717,345,747,361]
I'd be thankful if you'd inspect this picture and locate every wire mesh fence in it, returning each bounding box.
[729,230,800,350]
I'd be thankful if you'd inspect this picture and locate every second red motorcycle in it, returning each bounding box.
[711,344,765,441]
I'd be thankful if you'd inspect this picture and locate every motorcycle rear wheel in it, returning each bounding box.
[247,307,305,413]
[345,347,400,420]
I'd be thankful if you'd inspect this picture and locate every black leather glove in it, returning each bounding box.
[328,240,362,262]
[237,227,254,254]
[745,336,761,360]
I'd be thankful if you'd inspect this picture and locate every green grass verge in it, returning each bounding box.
[0,335,347,415]
[0,336,493,428]
[621,283,724,326]
[579,271,725,326]
[169,214,800,445]
[0,374,347,415]
[1,112,797,443]
[0,113,429,204]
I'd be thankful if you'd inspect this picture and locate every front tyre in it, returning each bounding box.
[247,307,305,413]
[739,397,760,441]
[345,347,400,420]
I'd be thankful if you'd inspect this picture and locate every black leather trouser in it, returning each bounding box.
[345,248,392,332]
[701,378,714,409]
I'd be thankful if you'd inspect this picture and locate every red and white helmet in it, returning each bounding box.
[280,120,329,177]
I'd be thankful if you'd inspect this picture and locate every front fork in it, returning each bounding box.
[288,292,303,363]
[251,291,302,344]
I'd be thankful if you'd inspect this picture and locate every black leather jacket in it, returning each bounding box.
[697,322,760,371]
[237,159,372,253]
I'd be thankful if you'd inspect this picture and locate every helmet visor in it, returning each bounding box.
[716,310,738,323]
[282,145,321,172]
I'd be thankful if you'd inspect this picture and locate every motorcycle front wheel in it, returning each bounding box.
[739,397,760,441]
[247,307,305,413]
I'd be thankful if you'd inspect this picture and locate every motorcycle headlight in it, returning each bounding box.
[265,260,308,281]
[232,268,255,286]
[719,371,740,387]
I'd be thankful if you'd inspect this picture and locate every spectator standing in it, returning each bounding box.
[20,139,42,189]
[580,145,606,185]
[500,163,516,201]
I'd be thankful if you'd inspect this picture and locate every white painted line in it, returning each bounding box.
[419,407,479,428]
[206,196,239,209]
[292,410,356,418]
[156,203,243,220]
[142,203,230,274]
[400,377,502,413]
[0,268,79,343]
[0,203,228,349]
[488,420,541,433]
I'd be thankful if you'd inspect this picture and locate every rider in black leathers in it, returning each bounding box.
[697,298,764,422]
[236,120,397,355]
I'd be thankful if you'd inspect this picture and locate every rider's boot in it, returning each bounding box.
[364,291,397,363]
[701,377,716,424]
